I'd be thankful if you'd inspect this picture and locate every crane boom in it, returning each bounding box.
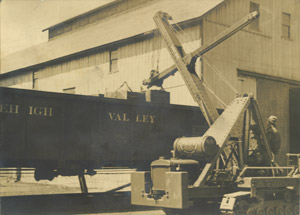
[153,11,219,125]
[144,11,259,90]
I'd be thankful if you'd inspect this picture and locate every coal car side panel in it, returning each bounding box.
[0,87,208,171]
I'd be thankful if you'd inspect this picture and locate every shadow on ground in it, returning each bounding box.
[0,191,157,215]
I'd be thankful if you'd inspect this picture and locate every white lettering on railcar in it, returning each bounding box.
[108,112,156,123]
[108,112,130,122]
[28,106,53,117]
[0,104,53,117]
[0,104,19,114]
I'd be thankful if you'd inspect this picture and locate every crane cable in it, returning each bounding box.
[151,29,163,72]
[173,22,239,96]
[156,36,163,71]
[170,20,241,105]
[115,81,133,92]
[171,19,197,53]
[163,82,227,109]
[202,55,239,95]
[172,21,239,95]
[203,82,227,108]
[167,20,228,107]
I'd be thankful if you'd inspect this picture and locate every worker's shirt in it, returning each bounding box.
[266,125,281,154]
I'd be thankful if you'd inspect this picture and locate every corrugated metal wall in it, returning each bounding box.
[202,0,300,106]
[35,51,110,94]
[1,24,202,106]
[0,72,33,89]
[1,0,298,106]
[201,0,300,164]
[115,24,202,106]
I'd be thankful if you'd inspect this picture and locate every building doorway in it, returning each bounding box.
[256,78,289,165]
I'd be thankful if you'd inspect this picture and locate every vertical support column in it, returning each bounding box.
[242,109,251,166]
[78,173,88,194]
[251,99,274,164]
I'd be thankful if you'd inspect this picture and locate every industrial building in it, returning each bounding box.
[1,0,300,164]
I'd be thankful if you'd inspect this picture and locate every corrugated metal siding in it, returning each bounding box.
[201,0,300,163]
[33,51,109,95]
[203,0,300,84]
[1,23,202,106]
[97,24,202,106]
[202,0,300,108]
[0,72,32,89]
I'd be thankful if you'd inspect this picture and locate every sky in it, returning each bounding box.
[0,0,114,57]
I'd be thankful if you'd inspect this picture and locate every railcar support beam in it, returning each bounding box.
[78,173,88,194]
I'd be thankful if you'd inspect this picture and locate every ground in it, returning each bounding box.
[0,169,163,215]
[0,169,218,215]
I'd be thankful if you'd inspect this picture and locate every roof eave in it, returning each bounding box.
[42,0,121,32]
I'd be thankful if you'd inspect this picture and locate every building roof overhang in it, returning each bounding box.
[41,0,119,32]
[1,0,224,75]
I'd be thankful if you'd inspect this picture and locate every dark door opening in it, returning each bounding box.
[289,88,300,153]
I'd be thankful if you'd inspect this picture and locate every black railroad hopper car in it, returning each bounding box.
[0,87,208,180]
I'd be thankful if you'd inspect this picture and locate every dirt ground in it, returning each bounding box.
[0,169,165,215]
[0,169,218,215]
[0,168,132,196]
[0,192,165,215]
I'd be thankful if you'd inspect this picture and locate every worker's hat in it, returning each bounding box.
[267,115,277,124]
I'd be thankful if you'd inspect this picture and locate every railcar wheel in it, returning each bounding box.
[34,169,55,181]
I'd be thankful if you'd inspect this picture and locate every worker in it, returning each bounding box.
[142,69,164,90]
[266,115,281,155]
